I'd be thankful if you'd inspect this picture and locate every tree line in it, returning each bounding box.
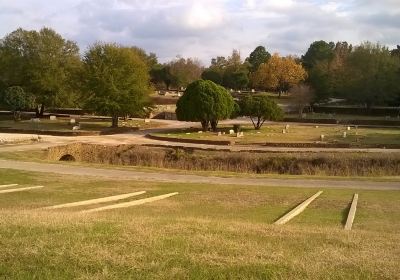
[0,27,399,126]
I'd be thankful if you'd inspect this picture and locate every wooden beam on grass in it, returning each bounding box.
[344,194,359,230]
[43,191,146,209]
[274,191,323,225]
[82,192,179,213]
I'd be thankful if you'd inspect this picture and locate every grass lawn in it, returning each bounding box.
[155,123,400,146]
[0,169,399,279]
[0,117,163,132]
[286,113,400,121]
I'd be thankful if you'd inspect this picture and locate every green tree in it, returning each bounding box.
[0,27,82,116]
[83,43,151,127]
[239,95,283,130]
[4,86,34,121]
[391,45,400,57]
[302,40,335,70]
[201,68,223,85]
[246,46,271,72]
[176,80,235,131]
[341,42,400,109]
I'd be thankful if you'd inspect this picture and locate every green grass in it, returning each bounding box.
[0,117,163,132]
[155,123,400,146]
[286,113,400,121]
[0,169,399,279]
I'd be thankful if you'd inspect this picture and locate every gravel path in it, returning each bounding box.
[0,159,399,190]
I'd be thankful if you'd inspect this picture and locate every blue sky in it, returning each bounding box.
[0,0,399,64]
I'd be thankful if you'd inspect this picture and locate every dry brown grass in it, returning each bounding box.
[48,143,400,177]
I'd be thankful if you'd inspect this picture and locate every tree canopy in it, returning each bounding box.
[246,46,271,72]
[340,42,400,108]
[250,54,307,96]
[239,95,283,130]
[83,43,151,127]
[4,86,34,121]
[176,80,235,131]
[0,27,82,116]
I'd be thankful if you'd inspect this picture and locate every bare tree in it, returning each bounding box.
[290,84,315,118]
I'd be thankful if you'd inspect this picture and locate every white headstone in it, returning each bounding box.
[229,129,235,135]
[343,132,347,138]
[320,134,325,141]
[285,124,290,130]
[144,119,150,123]
[217,132,222,136]
[347,126,351,131]
[315,125,319,128]
[72,125,80,131]
[70,118,76,124]
[282,129,286,134]
[198,131,203,134]
[186,132,191,135]
[50,115,57,121]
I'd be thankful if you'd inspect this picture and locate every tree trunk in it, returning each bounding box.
[210,120,218,131]
[200,120,209,131]
[35,104,45,118]
[13,111,21,122]
[111,116,119,128]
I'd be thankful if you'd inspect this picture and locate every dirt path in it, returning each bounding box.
[0,159,398,190]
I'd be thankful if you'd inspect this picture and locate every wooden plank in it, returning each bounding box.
[44,191,146,209]
[82,192,179,213]
[274,191,323,225]
[344,194,359,230]
[0,186,43,194]
[0,184,18,189]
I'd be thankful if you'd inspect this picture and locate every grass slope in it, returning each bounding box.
[0,169,399,279]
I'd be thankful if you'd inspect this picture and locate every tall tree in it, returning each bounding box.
[340,42,400,109]
[168,57,203,89]
[250,54,307,97]
[246,46,271,72]
[83,43,151,127]
[0,27,82,116]
[176,80,235,131]
[302,40,335,70]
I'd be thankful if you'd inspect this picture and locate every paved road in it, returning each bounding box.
[0,159,399,190]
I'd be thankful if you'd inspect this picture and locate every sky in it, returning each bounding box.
[0,0,399,65]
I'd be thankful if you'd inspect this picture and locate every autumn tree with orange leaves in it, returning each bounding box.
[250,54,307,97]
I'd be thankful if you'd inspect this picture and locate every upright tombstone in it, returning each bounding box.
[70,118,76,124]
[320,134,325,141]
[50,115,57,121]
[229,129,235,135]
[347,126,351,131]
[343,131,347,138]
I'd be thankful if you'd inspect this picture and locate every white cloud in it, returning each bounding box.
[0,0,399,64]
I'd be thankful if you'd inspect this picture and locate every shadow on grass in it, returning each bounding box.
[341,200,352,226]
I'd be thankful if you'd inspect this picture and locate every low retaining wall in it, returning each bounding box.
[0,126,139,136]
[146,134,234,146]
[0,128,99,136]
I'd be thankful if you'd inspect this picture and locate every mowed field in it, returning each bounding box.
[155,124,400,146]
[0,169,399,279]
